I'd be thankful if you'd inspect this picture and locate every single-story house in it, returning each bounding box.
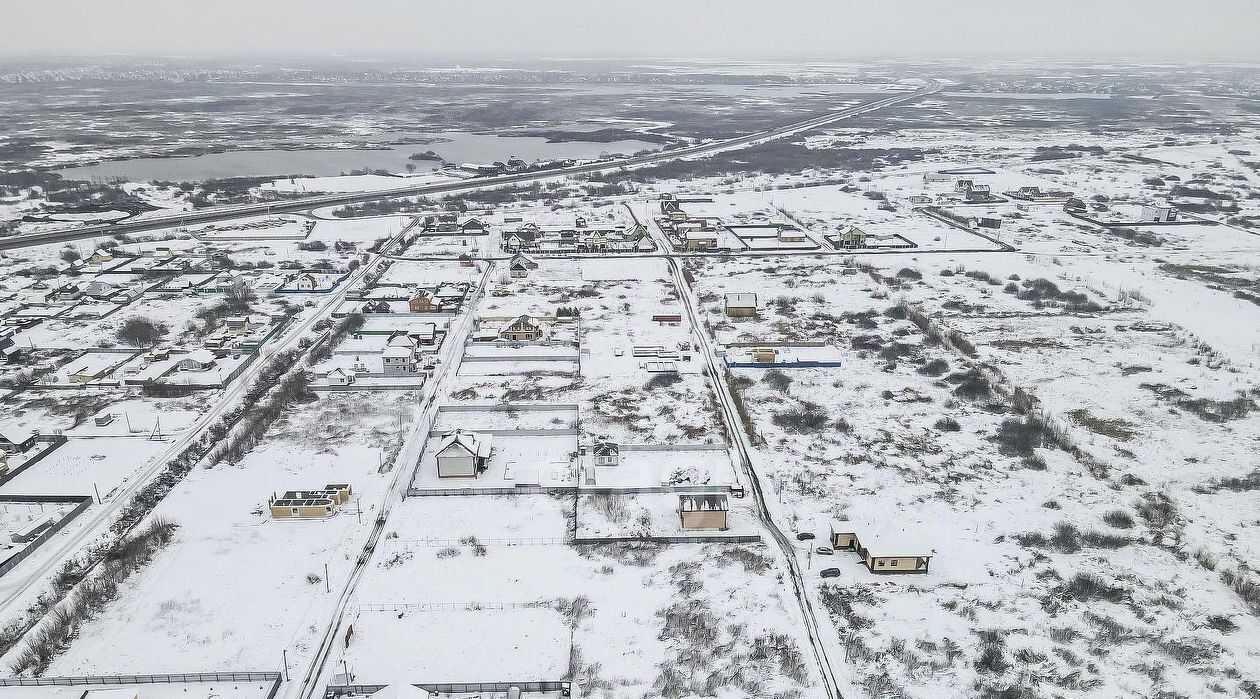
[856,525,932,574]
[176,349,217,372]
[777,226,808,243]
[435,429,493,478]
[0,423,37,454]
[327,368,355,386]
[679,494,729,531]
[84,279,116,298]
[1141,205,1177,223]
[724,293,758,318]
[269,483,353,519]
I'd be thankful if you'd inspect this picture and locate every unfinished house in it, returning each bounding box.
[679,494,729,531]
[435,429,493,478]
[269,483,353,520]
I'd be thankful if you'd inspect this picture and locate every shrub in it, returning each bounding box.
[116,316,168,347]
[772,402,829,433]
[645,373,682,389]
[895,267,922,281]
[1136,493,1178,529]
[1066,573,1126,603]
[934,417,961,432]
[1103,510,1135,529]
[761,370,792,393]
[918,358,949,376]
[947,369,991,400]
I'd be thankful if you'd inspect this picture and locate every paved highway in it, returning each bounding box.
[0,81,940,252]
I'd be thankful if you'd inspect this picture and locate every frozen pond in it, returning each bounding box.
[52,130,661,182]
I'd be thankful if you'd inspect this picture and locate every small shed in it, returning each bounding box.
[435,430,493,478]
[0,423,36,454]
[724,293,758,317]
[327,368,355,386]
[679,494,729,531]
[829,521,858,551]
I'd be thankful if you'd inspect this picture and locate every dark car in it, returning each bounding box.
[820,568,842,578]
[795,532,816,541]
[815,546,834,556]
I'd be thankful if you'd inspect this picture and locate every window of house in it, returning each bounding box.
[877,560,885,567]
[290,508,298,516]
[891,560,899,566]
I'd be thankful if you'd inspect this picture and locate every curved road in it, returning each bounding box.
[0,81,940,252]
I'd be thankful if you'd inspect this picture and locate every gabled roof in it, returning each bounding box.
[436,430,492,459]
[861,524,931,558]
[370,684,429,699]
[0,422,34,445]
[724,293,758,307]
[593,441,619,457]
[184,349,217,365]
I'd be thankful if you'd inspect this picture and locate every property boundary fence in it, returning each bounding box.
[572,533,762,545]
[326,681,570,696]
[426,427,577,438]
[436,403,580,413]
[387,536,569,549]
[353,601,547,613]
[0,671,282,698]
[0,435,67,488]
[0,494,93,578]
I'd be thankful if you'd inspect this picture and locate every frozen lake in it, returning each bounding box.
[52,130,661,182]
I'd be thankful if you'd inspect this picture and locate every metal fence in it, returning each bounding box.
[326,681,570,696]
[0,435,67,488]
[0,672,283,699]
[0,494,94,578]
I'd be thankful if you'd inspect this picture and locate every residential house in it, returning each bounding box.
[954,179,974,192]
[292,273,319,291]
[508,253,539,278]
[327,368,355,386]
[964,184,992,203]
[381,345,416,375]
[84,279,116,299]
[502,224,540,252]
[435,429,493,478]
[0,423,36,454]
[408,289,438,313]
[1141,205,1177,223]
[86,248,114,265]
[593,441,620,466]
[361,299,391,314]
[857,526,932,574]
[499,315,543,342]
[724,293,758,318]
[176,349,217,371]
[269,483,353,520]
[679,494,729,531]
[458,253,474,268]
[460,218,487,234]
[776,226,808,243]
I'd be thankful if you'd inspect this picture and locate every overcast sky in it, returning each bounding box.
[3,0,1259,60]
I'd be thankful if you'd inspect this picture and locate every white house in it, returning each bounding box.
[435,429,493,478]
[0,423,36,454]
[293,273,319,291]
[327,368,355,386]
[381,345,416,374]
[724,293,758,317]
[176,349,217,371]
[84,279,117,298]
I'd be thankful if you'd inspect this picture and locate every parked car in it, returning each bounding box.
[820,568,842,578]
[815,546,834,556]
[796,532,816,541]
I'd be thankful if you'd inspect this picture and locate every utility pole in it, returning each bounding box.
[282,649,289,681]
[93,483,101,505]
[325,562,330,593]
